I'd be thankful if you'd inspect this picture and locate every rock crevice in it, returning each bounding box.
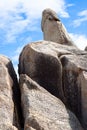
[0,55,24,130]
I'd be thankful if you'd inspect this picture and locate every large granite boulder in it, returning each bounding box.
[18,41,87,129]
[19,74,83,130]
[19,41,65,102]
[0,55,23,130]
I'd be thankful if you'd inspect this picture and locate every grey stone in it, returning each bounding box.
[41,8,75,46]
[18,41,65,102]
[85,46,87,51]
[19,74,83,130]
[19,41,87,129]
[0,124,18,130]
[60,54,87,120]
[0,55,21,130]
[77,71,87,129]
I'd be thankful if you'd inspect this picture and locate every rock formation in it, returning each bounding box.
[85,46,87,51]
[0,55,23,130]
[77,71,87,128]
[19,74,83,130]
[0,8,87,130]
[18,41,64,102]
[41,8,74,46]
[19,41,87,130]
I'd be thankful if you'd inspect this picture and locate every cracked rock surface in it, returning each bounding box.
[19,41,87,130]
[19,74,83,130]
[1,40,87,130]
[0,55,23,130]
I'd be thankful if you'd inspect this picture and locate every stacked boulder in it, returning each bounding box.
[19,40,87,130]
[0,8,87,130]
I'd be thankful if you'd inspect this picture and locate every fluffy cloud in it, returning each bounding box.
[0,0,69,18]
[0,0,69,44]
[73,10,87,27]
[69,33,87,50]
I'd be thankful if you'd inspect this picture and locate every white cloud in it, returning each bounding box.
[78,10,87,16]
[0,0,69,44]
[11,43,27,75]
[67,4,75,7]
[11,47,23,64]
[69,33,87,50]
[73,9,87,27]
[11,41,30,62]
[11,35,32,64]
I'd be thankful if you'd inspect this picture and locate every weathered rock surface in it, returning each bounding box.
[85,46,87,51]
[78,71,87,128]
[41,8,74,46]
[60,53,87,116]
[19,41,65,102]
[19,74,83,130]
[0,55,22,130]
[18,41,87,129]
[0,8,87,130]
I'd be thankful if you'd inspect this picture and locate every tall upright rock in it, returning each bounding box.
[41,8,74,46]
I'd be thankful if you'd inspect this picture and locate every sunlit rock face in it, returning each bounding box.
[41,8,75,46]
[0,55,23,130]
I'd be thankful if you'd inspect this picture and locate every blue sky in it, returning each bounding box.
[0,0,87,73]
